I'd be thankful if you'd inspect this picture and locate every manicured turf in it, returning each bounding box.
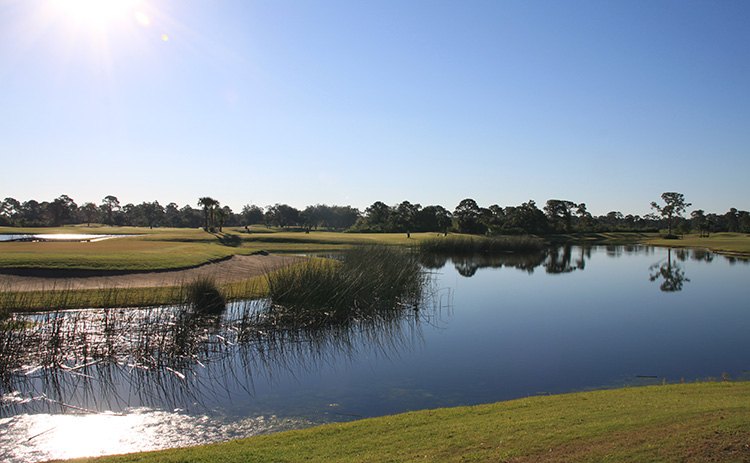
[56,382,750,463]
[0,226,435,271]
[646,233,750,257]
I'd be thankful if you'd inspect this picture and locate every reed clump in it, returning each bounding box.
[419,234,547,255]
[184,277,226,314]
[262,245,426,328]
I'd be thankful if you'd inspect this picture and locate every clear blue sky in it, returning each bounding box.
[1,0,748,217]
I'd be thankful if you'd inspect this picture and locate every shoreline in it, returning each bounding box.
[0,254,304,292]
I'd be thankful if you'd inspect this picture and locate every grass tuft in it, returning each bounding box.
[261,245,426,328]
[184,277,226,314]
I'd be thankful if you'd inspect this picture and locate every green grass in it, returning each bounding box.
[0,226,436,271]
[545,231,661,243]
[56,381,750,463]
[645,232,750,257]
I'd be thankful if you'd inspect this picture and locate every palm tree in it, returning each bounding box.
[198,197,220,231]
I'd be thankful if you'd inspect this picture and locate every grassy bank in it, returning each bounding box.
[56,381,750,463]
[645,232,750,258]
[0,226,434,271]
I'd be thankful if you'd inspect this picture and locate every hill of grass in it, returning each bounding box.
[57,381,750,462]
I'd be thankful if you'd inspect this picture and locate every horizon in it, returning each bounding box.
[2,1,748,217]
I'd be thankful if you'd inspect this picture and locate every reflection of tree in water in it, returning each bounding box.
[649,248,690,292]
[0,297,444,417]
[691,249,714,263]
[444,245,594,278]
[544,245,589,274]
[448,252,549,277]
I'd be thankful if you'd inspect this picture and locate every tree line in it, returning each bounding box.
[1,193,749,236]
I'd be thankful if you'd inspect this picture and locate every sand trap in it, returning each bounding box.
[0,254,305,291]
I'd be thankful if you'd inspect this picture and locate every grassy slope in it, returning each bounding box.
[0,226,435,271]
[645,233,750,257]
[58,382,750,463]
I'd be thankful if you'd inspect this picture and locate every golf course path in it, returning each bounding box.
[0,254,305,291]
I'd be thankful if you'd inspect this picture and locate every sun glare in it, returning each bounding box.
[50,0,145,26]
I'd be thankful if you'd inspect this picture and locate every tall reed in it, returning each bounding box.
[0,276,265,313]
[184,277,226,314]
[262,245,426,328]
[418,235,547,255]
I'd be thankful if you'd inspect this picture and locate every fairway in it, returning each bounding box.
[0,226,435,272]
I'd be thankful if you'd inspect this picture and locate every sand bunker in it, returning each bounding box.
[0,254,304,291]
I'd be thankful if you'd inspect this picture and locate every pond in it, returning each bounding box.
[1,245,749,462]
[0,234,136,242]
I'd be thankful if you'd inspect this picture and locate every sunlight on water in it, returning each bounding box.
[0,234,135,242]
[0,408,312,463]
[1,246,748,461]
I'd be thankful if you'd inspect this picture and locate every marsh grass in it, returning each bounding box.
[185,277,226,314]
[0,293,433,417]
[419,234,547,255]
[262,245,427,328]
[0,276,265,313]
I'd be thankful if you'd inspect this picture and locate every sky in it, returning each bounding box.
[1,0,748,217]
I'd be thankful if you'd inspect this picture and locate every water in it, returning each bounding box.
[0,234,135,242]
[1,245,749,462]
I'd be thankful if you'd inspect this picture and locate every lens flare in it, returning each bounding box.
[134,11,150,26]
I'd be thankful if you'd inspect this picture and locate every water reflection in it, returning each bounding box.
[649,248,690,292]
[2,408,310,462]
[421,244,589,277]
[0,234,135,242]
[1,301,439,417]
[2,245,748,462]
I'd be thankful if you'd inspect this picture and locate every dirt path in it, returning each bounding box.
[0,254,305,291]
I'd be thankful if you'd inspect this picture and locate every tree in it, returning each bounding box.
[80,202,100,226]
[544,199,577,233]
[724,208,739,232]
[47,195,77,226]
[164,202,181,227]
[140,201,165,228]
[198,197,220,231]
[391,201,420,232]
[454,198,485,234]
[215,206,229,232]
[416,205,452,234]
[575,203,592,230]
[364,201,391,229]
[20,200,44,226]
[265,204,300,228]
[241,204,264,225]
[1,197,21,226]
[101,195,120,225]
[691,209,710,237]
[650,192,691,236]
[505,200,549,234]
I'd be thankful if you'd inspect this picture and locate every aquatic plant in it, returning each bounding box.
[262,245,427,328]
[184,277,226,314]
[418,234,547,255]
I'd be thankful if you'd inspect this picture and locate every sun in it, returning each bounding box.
[49,0,145,27]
